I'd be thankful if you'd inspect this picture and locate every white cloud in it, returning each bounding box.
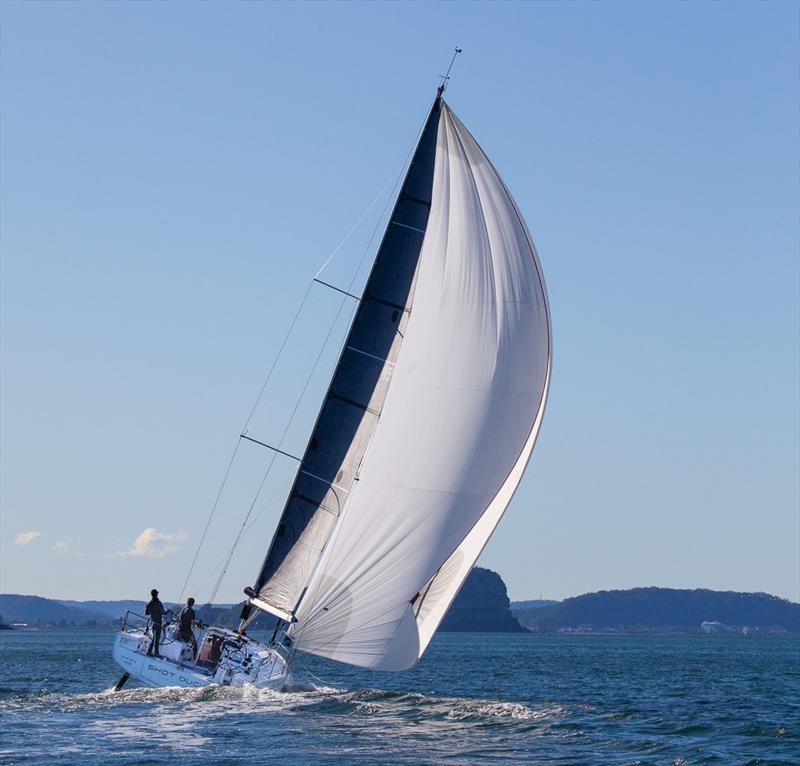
[15,530,44,546]
[53,538,86,557]
[107,528,188,559]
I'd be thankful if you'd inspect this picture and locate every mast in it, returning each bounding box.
[241,94,444,628]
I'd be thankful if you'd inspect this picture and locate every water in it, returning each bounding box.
[1,629,797,764]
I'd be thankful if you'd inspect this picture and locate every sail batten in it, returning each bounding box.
[282,101,551,670]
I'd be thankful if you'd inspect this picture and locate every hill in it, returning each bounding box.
[8,584,795,635]
[439,567,525,632]
[58,599,236,620]
[0,595,234,627]
[57,599,158,620]
[0,594,111,626]
[516,588,800,634]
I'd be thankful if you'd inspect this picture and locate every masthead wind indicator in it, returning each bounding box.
[437,46,463,96]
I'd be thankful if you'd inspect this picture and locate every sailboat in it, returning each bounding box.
[112,70,551,689]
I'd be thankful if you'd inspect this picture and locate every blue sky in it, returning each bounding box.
[1,0,798,604]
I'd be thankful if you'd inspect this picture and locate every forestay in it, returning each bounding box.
[286,101,551,670]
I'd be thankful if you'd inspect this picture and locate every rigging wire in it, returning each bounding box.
[313,171,403,281]
[205,302,356,605]
[179,281,314,604]
[178,437,241,604]
[190,482,287,596]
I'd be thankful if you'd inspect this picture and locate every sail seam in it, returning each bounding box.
[329,392,381,415]
[390,220,426,234]
[362,295,411,313]
[292,491,339,515]
[299,469,350,495]
[345,345,397,366]
[399,193,431,208]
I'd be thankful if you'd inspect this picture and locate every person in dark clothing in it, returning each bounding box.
[145,588,166,657]
[177,597,201,657]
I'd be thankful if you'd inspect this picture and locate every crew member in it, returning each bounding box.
[145,588,166,658]
[177,597,201,657]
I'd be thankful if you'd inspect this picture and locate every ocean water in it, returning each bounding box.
[0,629,797,765]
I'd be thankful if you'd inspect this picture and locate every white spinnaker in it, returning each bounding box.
[289,102,551,670]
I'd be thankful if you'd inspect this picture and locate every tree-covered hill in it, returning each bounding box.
[516,588,800,633]
[0,594,110,626]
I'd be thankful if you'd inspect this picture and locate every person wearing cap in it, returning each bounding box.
[145,588,166,658]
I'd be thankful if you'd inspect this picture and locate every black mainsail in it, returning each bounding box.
[248,97,443,621]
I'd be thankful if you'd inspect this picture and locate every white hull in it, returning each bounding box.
[113,626,289,689]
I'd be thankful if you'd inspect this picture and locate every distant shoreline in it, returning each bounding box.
[2,582,798,635]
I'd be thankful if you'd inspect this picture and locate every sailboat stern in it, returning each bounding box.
[112,614,289,689]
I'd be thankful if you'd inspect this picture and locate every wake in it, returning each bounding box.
[1,671,563,729]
